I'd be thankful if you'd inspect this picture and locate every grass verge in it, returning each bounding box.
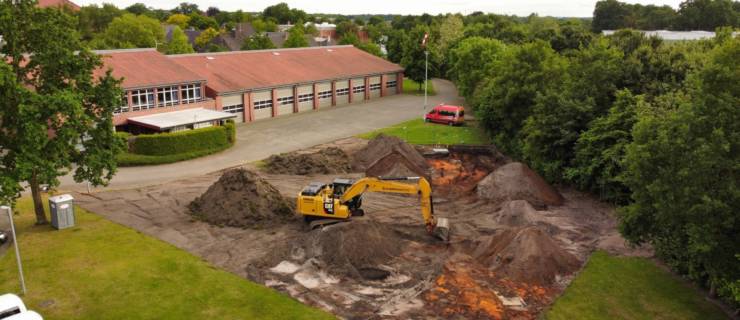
[0,197,333,320]
[403,79,436,96]
[358,118,489,145]
[546,251,727,320]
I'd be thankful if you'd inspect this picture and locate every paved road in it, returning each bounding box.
[58,79,463,192]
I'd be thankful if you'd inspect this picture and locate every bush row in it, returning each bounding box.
[116,148,226,166]
[130,122,234,156]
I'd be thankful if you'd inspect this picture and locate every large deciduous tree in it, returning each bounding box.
[400,25,436,91]
[0,0,124,224]
[620,37,739,302]
[166,13,190,30]
[241,33,276,50]
[474,41,565,156]
[165,26,194,54]
[283,25,308,48]
[92,13,165,49]
[447,37,505,100]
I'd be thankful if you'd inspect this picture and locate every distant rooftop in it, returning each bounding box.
[602,30,739,41]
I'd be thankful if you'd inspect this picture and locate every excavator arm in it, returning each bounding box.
[338,176,449,241]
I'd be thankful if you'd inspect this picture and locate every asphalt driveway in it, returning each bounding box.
[58,79,464,191]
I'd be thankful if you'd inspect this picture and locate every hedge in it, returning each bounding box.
[117,148,225,166]
[117,122,236,166]
[130,123,234,156]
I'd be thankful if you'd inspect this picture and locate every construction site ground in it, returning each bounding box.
[73,137,651,319]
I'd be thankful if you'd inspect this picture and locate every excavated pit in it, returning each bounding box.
[73,136,648,319]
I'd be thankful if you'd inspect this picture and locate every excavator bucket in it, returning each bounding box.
[433,218,451,242]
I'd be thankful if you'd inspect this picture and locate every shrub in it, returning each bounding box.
[130,125,231,156]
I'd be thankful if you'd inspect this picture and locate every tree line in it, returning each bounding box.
[71,2,385,55]
[402,11,738,306]
[592,0,740,32]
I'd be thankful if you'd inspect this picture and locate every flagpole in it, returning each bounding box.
[2,205,26,295]
[424,50,428,111]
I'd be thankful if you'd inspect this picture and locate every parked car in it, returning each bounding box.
[424,105,465,126]
[0,231,6,244]
[0,293,43,319]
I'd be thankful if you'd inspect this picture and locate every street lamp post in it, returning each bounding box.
[2,205,27,295]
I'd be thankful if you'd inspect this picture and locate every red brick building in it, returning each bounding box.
[98,46,404,132]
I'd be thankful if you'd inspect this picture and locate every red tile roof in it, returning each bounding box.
[94,49,205,89]
[168,45,403,94]
[37,0,80,11]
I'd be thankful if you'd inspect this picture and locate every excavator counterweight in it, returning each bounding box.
[296,176,450,242]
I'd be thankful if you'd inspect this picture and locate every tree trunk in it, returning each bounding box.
[29,173,48,225]
[418,82,422,92]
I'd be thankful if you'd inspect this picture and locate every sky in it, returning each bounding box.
[74,0,684,17]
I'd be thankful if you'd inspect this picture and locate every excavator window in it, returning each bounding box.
[301,182,326,196]
[332,178,354,196]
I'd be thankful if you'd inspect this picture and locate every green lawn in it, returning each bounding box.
[358,118,489,145]
[546,251,727,320]
[403,79,436,96]
[0,197,333,320]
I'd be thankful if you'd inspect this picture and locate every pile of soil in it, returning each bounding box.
[492,200,539,227]
[188,168,294,228]
[262,147,352,175]
[477,162,564,208]
[353,134,430,179]
[471,226,580,285]
[303,219,406,279]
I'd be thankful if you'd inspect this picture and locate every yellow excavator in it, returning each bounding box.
[296,176,450,241]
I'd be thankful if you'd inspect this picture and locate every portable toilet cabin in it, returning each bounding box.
[48,194,75,230]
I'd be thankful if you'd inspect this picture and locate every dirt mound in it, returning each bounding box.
[472,226,580,285]
[188,168,294,228]
[477,162,564,208]
[493,200,540,227]
[303,219,406,278]
[263,147,352,175]
[353,134,430,179]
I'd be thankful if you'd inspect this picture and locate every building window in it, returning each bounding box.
[352,86,365,93]
[254,99,273,110]
[298,93,314,102]
[277,95,294,105]
[223,104,244,113]
[370,83,381,91]
[157,86,179,107]
[181,83,201,104]
[386,80,398,88]
[114,94,129,114]
[317,90,332,99]
[131,88,155,111]
[336,88,349,96]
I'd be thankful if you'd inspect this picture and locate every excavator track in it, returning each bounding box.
[308,219,346,230]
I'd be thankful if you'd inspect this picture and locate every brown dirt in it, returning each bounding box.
[300,219,407,279]
[353,134,430,179]
[262,147,353,175]
[70,138,652,319]
[471,226,581,285]
[477,162,564,208]
[187,168,294,228]
[427,149,501,197]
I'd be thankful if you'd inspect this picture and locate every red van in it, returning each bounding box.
[424,105,465,126]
